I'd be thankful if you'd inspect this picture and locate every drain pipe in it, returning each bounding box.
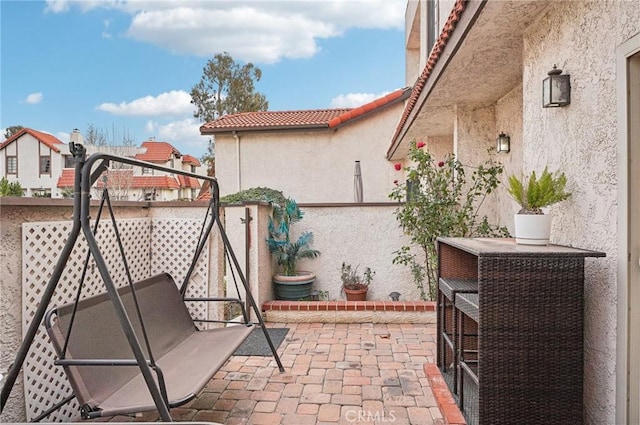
[233,131,241,192]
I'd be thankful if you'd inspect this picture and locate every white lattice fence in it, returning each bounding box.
[20,217,211,422]
[150,219,213,325]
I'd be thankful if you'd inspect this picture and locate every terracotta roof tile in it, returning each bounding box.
[388,0,467,155]
[58,169,181,190]
[1,128,64,153]
[132,175,180,189]
[177,175,201,189]
[182,154,201,166]
[57,169,75,188]
[200,88,411,134]
[135,141,181,162]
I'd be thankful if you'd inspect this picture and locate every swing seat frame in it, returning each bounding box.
[0,143,284,422]
[45,273,254,418]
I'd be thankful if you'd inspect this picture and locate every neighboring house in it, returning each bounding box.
[393,1,639,424]
[0,128,205,201]
[200,88,411,203]
[0,128,69,197]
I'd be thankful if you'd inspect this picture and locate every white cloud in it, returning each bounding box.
[44,1,404,63]
[145,118,210,154]
[96,90,194,117]
[330,91,391,108]
[24,92,43,104]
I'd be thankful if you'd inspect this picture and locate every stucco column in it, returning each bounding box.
[453,104,500,225]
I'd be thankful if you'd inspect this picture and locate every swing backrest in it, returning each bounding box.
[46,273,196,408]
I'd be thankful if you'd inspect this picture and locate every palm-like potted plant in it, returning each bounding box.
[266,198,320,300]
[340,262,375,301]
[507,166,571,245]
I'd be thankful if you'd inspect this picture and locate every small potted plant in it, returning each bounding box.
[506,166,571,245]
[266,198,320,300]
[340,262,375,301]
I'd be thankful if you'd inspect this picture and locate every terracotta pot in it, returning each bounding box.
[343,286,368,301]
[514,213,552,245]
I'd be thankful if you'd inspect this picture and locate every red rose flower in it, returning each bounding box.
[394,163,402,171]
[438,161,445,167]
[416,141,426,149]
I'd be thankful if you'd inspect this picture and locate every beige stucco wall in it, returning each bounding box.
[285,204,418,302]
[214,104,404,203]
[520,2,640,424]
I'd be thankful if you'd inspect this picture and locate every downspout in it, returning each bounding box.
[233,131,241,192]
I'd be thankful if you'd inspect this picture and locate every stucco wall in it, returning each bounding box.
[284,204,418,301]
[215,104,404,203]
[522,2,640,423]
[495,83,524,234]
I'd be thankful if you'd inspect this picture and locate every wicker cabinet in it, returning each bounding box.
[436,237,605,425]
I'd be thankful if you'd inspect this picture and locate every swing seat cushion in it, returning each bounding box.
[45,273,254,417]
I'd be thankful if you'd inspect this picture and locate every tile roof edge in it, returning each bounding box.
[328,87,412,129]
[0,128,64,152]
[386,0,468,159]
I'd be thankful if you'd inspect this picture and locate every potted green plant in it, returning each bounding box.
[506,166,571,245]
[340,262,375,301]
[266,198,320,300]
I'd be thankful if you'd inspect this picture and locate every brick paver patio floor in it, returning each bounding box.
[97,322,442,425]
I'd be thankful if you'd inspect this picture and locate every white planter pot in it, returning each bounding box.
[514,213,552,245]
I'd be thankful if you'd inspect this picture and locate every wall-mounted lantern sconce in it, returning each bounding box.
[496,132,511,153]
[543,65,571,108]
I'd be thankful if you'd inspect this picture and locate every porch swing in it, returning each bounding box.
[0,143,284,422]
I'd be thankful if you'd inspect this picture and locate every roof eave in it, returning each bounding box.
[387,0,485,161]
[200,123,330,135]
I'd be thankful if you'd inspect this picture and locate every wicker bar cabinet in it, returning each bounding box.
[436,237,605,425]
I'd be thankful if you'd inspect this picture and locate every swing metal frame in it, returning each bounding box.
[0,143,284,422]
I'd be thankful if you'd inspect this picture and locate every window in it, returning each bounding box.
[142,167,152,175]
[191,165,196,173]
[6,156,17,174]
[427,0,439,55]
[64,155,75,168]
[40,156,51,174]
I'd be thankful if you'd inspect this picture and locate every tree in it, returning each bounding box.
[0,177,24,196]
[190,52,268,123]
[191,52,268,175]
[4,125,24,139]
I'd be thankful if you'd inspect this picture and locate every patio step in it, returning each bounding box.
[262,300,436,323]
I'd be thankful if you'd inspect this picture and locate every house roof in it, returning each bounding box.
[57,169,75,188]
[387,0,467,158]
[1,128,65,153]
[177,175,201,189]
[58,169,181,190]
[182,154,201,166]
[135,141,181,162]
[200,87,411,134]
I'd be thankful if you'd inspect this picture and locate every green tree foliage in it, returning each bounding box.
[220,187,286,206]
[0,177,24,196]
[389,142,509,300]
[4,125,24,139]
[190,52,268,123]
[191,52,268,175]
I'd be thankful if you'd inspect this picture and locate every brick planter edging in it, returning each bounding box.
[424,364,467,425]
[262,300,436,312]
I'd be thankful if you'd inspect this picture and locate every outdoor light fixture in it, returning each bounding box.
[543,65,571,108]
[496,132,511,153]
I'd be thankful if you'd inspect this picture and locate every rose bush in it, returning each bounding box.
[389,141,509,300]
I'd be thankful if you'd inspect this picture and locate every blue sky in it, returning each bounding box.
[1,0,407,158]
